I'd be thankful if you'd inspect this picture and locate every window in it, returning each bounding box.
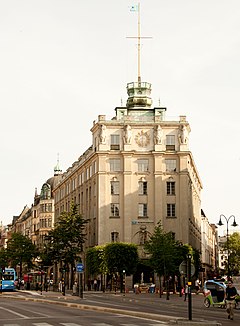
[139,181,147,195]
[111,181,119,195]
[110,134,120,150]
[40,203,52,213]
[166,135,175,150]
[167,204,176,217]
[165,159,176,172]
[111,203,120,217]
[167,181,175,195]
[40,184,51,200]
[109,159,121,172]
[111,231,119,242]
[138,159,149,172]
[139,203,147,217]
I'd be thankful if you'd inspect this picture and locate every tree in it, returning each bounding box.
[144,223,178,279]
[223,232,240,275]
[174,243,193,273]
[86,245,107,276]
[6,232,38,278]
[104,242,139,292]
[0,248,8,268]
[104,242,138,275]
[45,202,89,287]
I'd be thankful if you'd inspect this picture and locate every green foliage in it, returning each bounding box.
[144,222,179,277]
[45,202,89,265]
[192,248,201,276]
[223,232,240,275]
[86,245,107,275]
[0,248,8,267]
[6,232,38,269]
[173,243,193,274]
[104,242,139,275]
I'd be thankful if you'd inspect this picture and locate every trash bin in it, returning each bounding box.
[26,282,30,290]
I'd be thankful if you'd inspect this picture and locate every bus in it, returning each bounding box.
[1,268,17,291]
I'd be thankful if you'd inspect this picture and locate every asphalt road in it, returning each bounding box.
[0,298,166,326]
[1,290,240,326]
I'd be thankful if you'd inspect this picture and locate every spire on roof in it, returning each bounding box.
[54,153,62,176]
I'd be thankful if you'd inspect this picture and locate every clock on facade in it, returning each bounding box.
[135,131,150,147]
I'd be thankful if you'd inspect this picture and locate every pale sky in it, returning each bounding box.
[1,0,240,234]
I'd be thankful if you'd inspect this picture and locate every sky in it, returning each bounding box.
[0,0,240,234]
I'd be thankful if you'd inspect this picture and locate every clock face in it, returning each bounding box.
[135,131,150,147]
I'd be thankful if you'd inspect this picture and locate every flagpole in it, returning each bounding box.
[138,2,141,83]
[127,3,151,84]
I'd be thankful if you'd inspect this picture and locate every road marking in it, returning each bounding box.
[60,324,82,326]
[33,323,53,326]
[92,324,113,326]
[0,307,29,319]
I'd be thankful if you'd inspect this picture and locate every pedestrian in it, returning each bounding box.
[97,277,101,291]
[225,279,238,320]
[93,278,97,291]
[184,284,188,301]
[87,278,91,291]
[195,278,200,294]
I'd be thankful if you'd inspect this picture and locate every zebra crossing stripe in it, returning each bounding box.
[92,324,114,326]
[60,324,81,326]
[32,323,53,326]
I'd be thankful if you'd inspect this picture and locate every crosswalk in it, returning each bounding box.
[1,322,167,326]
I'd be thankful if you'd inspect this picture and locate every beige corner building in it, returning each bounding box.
[54,79,203,255]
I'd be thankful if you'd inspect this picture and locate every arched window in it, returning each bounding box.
[40,183,51,200]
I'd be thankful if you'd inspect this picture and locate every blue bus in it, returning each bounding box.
[1,268,17,291]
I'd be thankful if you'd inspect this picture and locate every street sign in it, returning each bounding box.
[179,260,195,276]
[76,263,84,273]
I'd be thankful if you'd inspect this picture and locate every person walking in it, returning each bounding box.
[184,284,188,301]
[195,278,200,294]
[225,279,238,320]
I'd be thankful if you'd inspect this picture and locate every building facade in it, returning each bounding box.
[54,80,203,256]
[201,209,219,279]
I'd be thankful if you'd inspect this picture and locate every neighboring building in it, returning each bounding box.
[218,235,228,273]
[11,205,32,237]
[0,223,9,249]
[31,162,62,250]
[54,78,203,256]
[201,209,219,279]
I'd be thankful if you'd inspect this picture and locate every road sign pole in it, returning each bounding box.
[187,254,192,321]
[80,272,83,298]
[76,262,84,299]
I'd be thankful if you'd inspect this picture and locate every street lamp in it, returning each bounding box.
[218,214,238,278]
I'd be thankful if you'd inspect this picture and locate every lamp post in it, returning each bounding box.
[218,214,238,278]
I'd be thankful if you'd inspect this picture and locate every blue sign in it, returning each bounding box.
[76,263,84,273]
